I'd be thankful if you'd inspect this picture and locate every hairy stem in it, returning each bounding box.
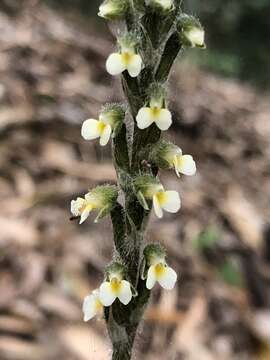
[107,6,183,360]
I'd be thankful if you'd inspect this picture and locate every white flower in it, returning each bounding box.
[71,194,99,224]
[146,257,177,290]
[83,289,103,322]
[106,47,142,78]
[136,99,172,131]
[185,27,205,48]
[70,186,118,224]
[71,197,91,224]
[98,0,128,20]
[99,273,132,306]
[152,187,181,218]
[81,116,112,146]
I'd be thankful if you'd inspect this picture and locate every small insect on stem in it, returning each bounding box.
[69,216,80,221]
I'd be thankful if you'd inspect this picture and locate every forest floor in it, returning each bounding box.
[0,1,270,359]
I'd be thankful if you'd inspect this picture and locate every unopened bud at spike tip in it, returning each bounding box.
[98,0,129,21]
[177,14,206,49]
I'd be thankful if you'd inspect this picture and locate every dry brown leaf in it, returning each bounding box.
[58,325,109,360]
[0,216,39,247]
[37,286,81,321]
[0,337,45,360]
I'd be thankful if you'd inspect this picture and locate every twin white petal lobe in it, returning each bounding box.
[146,262,177,290]
[106,53,126,75]
[173,154,196,177]
[152,190,181,218]
[81,118,112,146]
[83,289,103,322]
[106,51,142,77]
[99,278,132,306]
[136,106,172,131]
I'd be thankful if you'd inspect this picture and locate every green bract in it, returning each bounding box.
[144,243,166,265]
[149,139,180,169]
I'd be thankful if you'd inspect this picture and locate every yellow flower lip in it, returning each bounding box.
[121,51,133,65]
[110,277,122,294]
[150,106,162,118]
[155,191,167,206]
[154,263,166,279]
[97,121,107,134]
[79,203,94,215]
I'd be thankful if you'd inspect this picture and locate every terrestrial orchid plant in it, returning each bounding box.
[70,0,205,358]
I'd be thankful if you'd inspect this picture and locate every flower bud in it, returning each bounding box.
[177,14,205,48]
[70,185,118,224]
[98,0,129,20]
[148,0,174,12]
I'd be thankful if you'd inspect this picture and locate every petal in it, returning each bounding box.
[79,207,91,224]
[118,280,132,305]
[146,266,157,290]
[106,53,126,76]
[81,119,101,140]
[158,266,177,290]
[162,191,181,213]
[173,156,181,178]
[155,109,172,131]
[177,155,196,176]
[99,124,112,146]
[99,282,116,307]
[127,54,142,78]
[71,197,85,216]
[136,107,154,129]
[82,294,97,322]
[153,194,163,219]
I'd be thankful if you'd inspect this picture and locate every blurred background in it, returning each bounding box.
[0,0,269,359]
